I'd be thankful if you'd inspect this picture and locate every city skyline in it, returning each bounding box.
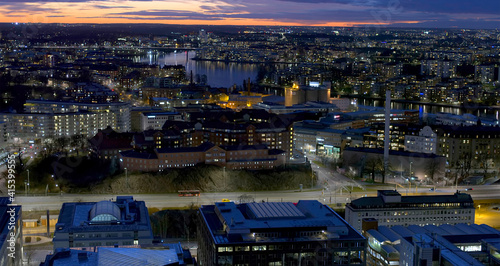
[0,0,499,28]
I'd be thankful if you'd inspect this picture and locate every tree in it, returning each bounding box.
[364,156,384,182]
[476,153,492,177]
[70,134,87,156]
[55,137,69,152]
[425,158,444,185]
[456,152,473,185]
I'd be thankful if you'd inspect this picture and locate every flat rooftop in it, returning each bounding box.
[200,200,364,245]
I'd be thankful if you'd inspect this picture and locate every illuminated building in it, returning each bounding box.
[198,201,366,265]
[119,142,286,171]
[364,222,500,266]
[53,196,153,250]
[284,82,330,107]
[345,190,474,232]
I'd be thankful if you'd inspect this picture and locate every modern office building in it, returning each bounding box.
[345,190,475,232]
[53,196,153,250]
[130,107,163,132]
[0,198,22,266]
[364,222,500,266]
[293,120,344,156]
[198,200,367,266]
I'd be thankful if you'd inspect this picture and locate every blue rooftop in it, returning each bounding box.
[200,200,363,245]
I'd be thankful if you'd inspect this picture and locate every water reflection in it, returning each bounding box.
[358,98,498,118]
[134,50,258,88]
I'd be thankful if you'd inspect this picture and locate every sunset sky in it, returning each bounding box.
[0,0,499,28]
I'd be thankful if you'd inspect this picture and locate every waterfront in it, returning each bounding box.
[134,50,259,88]
[355,97,500,120]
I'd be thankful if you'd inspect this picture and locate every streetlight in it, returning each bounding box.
[124,168,128,188]
[409,161,413,177]
[311,169,314,189]
[223,167,226,192]
[27,169,30,195]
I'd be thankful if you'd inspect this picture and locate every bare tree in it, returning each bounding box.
[364,156,384,182]
[476,153,492,177]
[456,152,472,185]
[425,158,444,184]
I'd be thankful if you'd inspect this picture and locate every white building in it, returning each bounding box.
[24,100,131,132]
[0,111,116,143]
[345,190,475,232]
[140,112,183,131]
[404,126,437,154]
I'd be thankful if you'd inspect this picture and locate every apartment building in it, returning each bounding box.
[24,100,131,132]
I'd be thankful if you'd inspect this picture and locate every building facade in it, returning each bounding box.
[404,126,437,154]
[0,111,116,144]
[198,200,367,266]
[119,142,287,171]
[24,100,131,132]
[364,223,500,266]
[435,125,500,168]
[140,111,183,131]
[53,196,153,250]
[345,190,475,232]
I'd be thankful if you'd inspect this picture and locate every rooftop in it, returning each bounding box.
[200,200,364,245]
[349,191,474,209]
[54,196,152,234]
